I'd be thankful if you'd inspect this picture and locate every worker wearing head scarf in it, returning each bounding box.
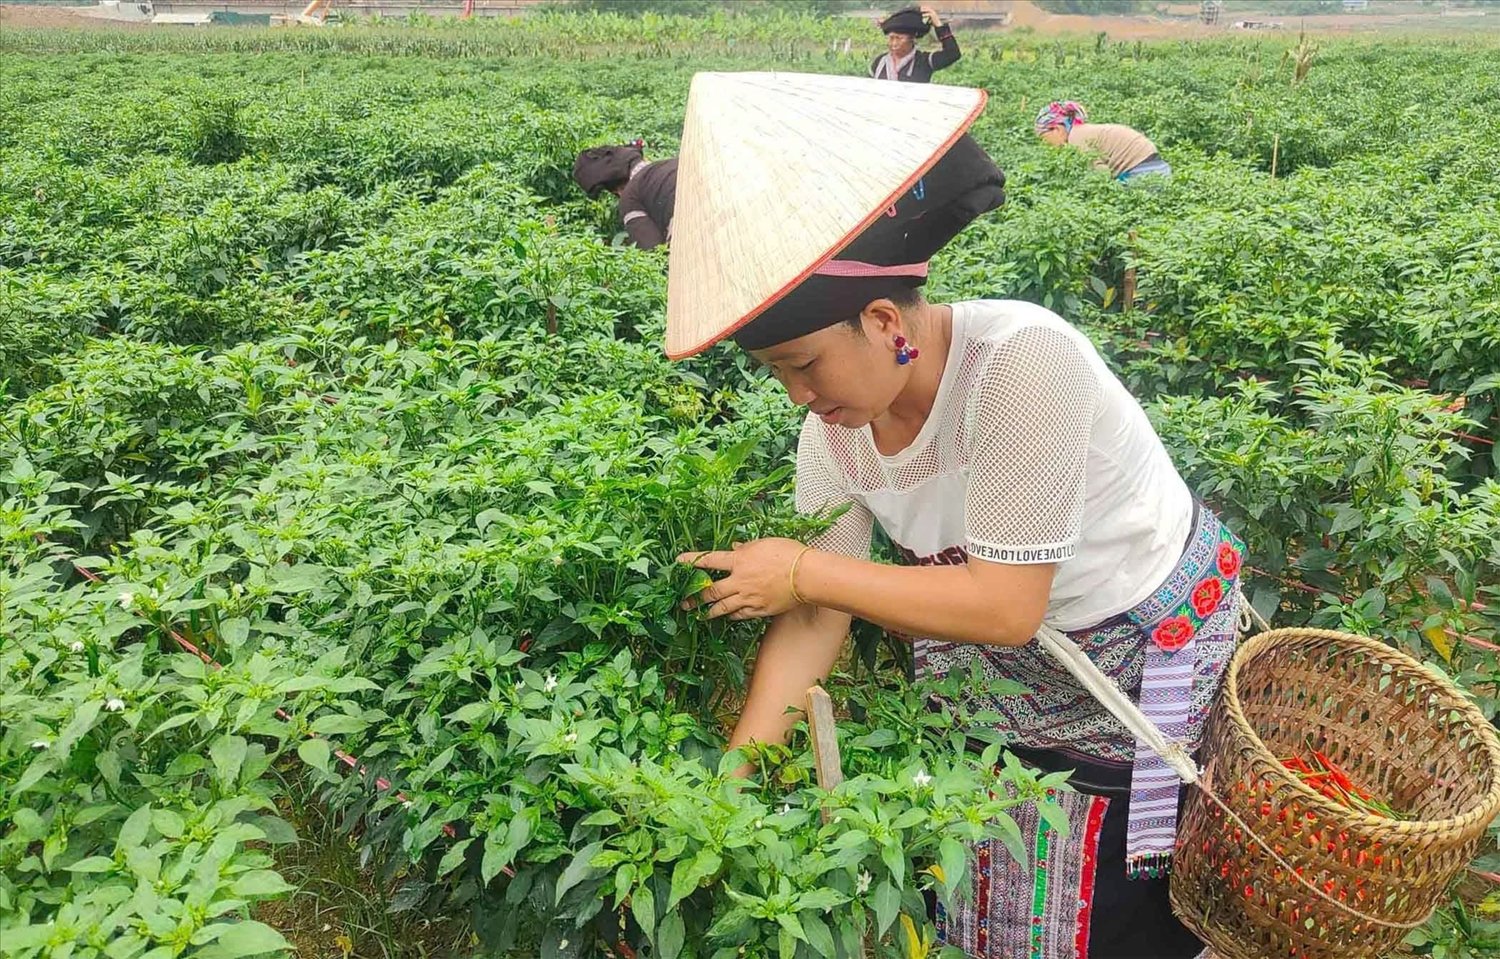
[669,72,1238,959]
[870,5,961,83]
[572,142,678,249]
[1035,101,1172,181]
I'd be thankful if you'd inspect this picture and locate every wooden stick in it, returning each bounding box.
[1122,229,1138,311]
[1271,133,1280,178]
[805,685,843,822]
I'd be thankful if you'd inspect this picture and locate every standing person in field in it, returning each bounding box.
[871,5,961,82]
[670,73,1241,958]
[572,141,677,250]
[1035,101,1172,182]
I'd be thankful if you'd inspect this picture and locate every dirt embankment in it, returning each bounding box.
[0,3,150,28]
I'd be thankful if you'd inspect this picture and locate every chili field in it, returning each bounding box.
[1,13,1497,959]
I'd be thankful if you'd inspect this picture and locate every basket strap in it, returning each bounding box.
[1033,623,1201,786]
[1034,586,1268,785]
[1241,587,1274,634]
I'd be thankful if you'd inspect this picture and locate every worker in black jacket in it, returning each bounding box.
[870,6,960,83]
[572,142,677,250]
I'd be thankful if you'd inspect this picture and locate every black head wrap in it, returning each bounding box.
[732,134,1005,351]
[572,143,645,198]
[880,7,931,37]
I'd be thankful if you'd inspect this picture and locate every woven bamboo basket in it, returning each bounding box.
[1171,628,1500,959]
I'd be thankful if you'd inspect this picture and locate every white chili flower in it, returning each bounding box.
[514,681,524,692]
[913,770,933,788]
[563,732,578,744]
[70,641,85,653]
[31,740,48,750]
[543,674,558,693]
[753,819,763,830]
[778,803,791,815]
[105,698,125,712]
[117,591,134,609]
[856,871,872,895]
[558,941,569,951]
[402,800,413,809]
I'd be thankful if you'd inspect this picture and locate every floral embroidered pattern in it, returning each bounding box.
[1152,616,1194,653]
[1146,528,1244,654]
[1191,577,1224,618]
[1216,541,1242,579]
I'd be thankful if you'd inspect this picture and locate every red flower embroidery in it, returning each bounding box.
[1153,616,1195,653]
[1216,542,1242,579]
[1192,577,1224,618]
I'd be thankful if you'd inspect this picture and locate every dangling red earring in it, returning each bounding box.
[895,335,919,365]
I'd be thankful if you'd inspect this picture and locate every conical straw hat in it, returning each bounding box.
[664,72,988,359]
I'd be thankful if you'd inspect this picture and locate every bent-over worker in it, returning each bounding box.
[1036,101,1172,182]
[572,141,677,249]
[669,73,1240,959]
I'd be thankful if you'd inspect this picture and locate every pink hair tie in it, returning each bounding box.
[813,260,929,279]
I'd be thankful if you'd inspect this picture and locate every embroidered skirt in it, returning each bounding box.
[934,755,1205,959]
[927,506,1246,958]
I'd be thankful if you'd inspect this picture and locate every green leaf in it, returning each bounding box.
[210,734,248,787]
[482,808,533,883]
[219,617,250,647]
[657,910,686,959]
[776,912,807,943]
[448,701,490,725]
[881,840,905,888]
[792,888,848,912]
[253,815,298,845]
[668,848,721,910]
[939,838,967,897]
[309,713,370,736]
[632,882,657,945]
[802,912,836,957]
[150,809,185,839]
[1038,798,1073,839]
[146,711,196,741]
[118,804,152,851]
[853,729,899,748]
[13,755,56,795]
[553,841,605,905]
[438,838,474,878]
[97,749,123,789]
[231,870,294,898]
[193,920,290,958]
[872,880,901,936]
[1328,504,1363,535]
[55,698,103,757]
[67,856,116,873]
[992,812,1028,866]
[296,737,332,775]
[1465,372,1500,395]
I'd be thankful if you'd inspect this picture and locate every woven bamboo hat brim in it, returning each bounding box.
[664,71,988,359]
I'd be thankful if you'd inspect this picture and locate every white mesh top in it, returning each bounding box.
[795,299,1193,631]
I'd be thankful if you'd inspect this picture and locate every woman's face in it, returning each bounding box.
[886,31,916,57]
[1039,126,1069,147]
[750,304,909,430]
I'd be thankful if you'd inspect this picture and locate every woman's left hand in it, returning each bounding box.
[677,538,809,621]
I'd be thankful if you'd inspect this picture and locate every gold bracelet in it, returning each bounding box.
[789,545,814,606]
